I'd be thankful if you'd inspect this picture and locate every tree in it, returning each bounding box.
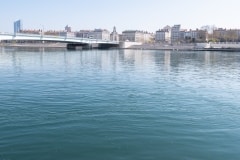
[226,30,238,42]
[201,25,217,34]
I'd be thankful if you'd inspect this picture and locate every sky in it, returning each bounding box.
[1,0,240,33]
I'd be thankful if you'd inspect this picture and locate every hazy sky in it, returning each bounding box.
[1,0,240,33]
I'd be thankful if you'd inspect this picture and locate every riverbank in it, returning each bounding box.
[1,42,240,52]
[0,42,67,48]
[128,43,240,52]
[129,43,195,51]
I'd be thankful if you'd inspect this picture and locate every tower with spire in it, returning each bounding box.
[110,26,119,41]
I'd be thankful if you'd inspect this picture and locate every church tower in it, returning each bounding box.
[110,26,119,41]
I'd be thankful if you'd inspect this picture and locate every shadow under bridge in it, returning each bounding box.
[67,43,119,50]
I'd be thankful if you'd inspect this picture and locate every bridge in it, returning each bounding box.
[0,33,119,49]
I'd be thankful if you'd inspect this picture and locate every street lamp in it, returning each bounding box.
[42,25,44,36]
[41,25,45,44]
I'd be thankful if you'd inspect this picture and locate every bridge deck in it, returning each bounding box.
[0,33,119,45]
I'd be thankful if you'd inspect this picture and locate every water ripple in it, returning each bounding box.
[0,48,240,160]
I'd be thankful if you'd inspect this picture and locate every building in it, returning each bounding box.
[76,29,111,40]
[110,26,119,41]
[121,30,144,42]
[59,25,75,37]
[65,25,72,32]
[155,26,171,43]
[118,34,123,41]
[76,30,92,38]
[91,29,110,40]
[121,30,153,43]
[90,29,110,40]
[180,30,186,41]
[59,32,75,37]
[155,27,171,43]
[42,30,61,36]
[143,32,154,43]
[185,29,208,42]
[171,25,181,43]
[14,20,23,33]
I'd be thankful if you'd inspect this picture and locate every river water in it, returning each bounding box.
[0,47,240,160]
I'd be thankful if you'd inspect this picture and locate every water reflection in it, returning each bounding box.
[164,51,171,71]
[0,47,240,75]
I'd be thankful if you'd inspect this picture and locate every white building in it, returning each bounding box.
[90,29,110,40]
[143,32,154,43]
[122,30,143,42]
[110,26,119,41]
[122,30,153,43]
[155,29,171,43]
